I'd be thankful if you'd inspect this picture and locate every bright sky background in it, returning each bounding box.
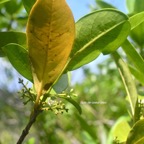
[66,0,95,21]
[66,0,127,22]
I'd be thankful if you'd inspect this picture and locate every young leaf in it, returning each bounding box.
[66,9,130,71]
[126,119,144,144]
[108,117,131,144]
[27,0,75,102]
[0,32,26,57]
[2,43,33,82]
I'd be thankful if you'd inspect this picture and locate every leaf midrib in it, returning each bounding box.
[42,0,54,84]
[71,20,128,59]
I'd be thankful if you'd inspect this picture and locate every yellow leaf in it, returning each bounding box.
[26,0,75,103]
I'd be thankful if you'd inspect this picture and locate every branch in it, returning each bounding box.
[16,108,42,144]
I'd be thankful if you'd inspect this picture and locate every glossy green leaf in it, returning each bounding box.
[66,9,130,71]
[129,11,144,30]
[0,32,26,57]
[22,0,36,14]
[130,22,144,47]
[126,119,144,144]
[0,0,10,4]
[122,39,144,74]
[128,1,144,47]
[2,44,33,82]
[108,117,131,144]
[53,74,68,93]
[129,65,144,86]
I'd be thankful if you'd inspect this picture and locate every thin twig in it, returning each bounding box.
[16,108,42,144]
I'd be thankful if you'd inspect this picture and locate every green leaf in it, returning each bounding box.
[66,9,130,71]
[130,22,144,47]
[4,0,22,14]
[65,98,82,114]
[0,32,26,57]
[96,0,115,9]
[134,0,144,13]
[126,0,144,14]
[2,44,33,82]
[108,117,131,144]
[112,52,137,116]
[53,74,68,93]
[127,0,144,48]
[58,95,82,114]
[126,0,135,13]
[126,119,144,144]
[129,11,144,30]
[22,0,36,14]
[122,39,144,75]
[129,65,144,86]
[132,25,144,47]
[0,0,10,4]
